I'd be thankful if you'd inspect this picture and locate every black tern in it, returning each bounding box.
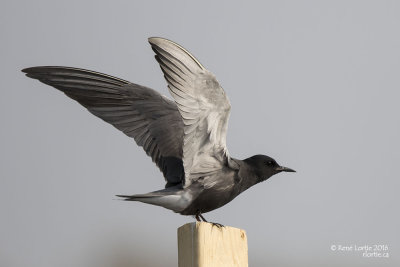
[22,37,295,222]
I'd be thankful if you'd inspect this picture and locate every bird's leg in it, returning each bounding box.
[195,211,203,222]
[195,214,202,222]
[199,213,224,228]
[199,214,208,222]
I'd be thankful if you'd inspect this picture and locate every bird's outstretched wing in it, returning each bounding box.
[22,66,184,187]
[149,37,232,188]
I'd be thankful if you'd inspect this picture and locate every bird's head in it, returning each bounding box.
[244,154,295,182]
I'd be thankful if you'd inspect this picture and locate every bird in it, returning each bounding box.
[22,37,295,223]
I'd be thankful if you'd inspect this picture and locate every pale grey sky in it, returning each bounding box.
[1,0,399,266]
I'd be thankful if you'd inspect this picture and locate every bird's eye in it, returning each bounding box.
[267,161,274,166]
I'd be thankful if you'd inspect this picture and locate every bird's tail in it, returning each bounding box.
[116,193,157,201]
[116,188,188,213]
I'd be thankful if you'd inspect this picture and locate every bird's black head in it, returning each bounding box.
[244,154,295,182]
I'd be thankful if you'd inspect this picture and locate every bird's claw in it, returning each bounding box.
[210,222,225,228]
[195,212,224,228]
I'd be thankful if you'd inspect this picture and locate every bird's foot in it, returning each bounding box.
[196,213,224,228]
[210,222,225,228]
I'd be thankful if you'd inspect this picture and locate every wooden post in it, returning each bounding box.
[177,222,248,267]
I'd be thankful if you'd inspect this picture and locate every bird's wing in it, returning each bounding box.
[149,37,232,188]
[22,66,184,187]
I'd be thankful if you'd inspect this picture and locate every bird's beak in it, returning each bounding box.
[276,166,296,173]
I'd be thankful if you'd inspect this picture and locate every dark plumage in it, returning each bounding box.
[22,37,295,222]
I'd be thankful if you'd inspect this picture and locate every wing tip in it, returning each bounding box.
[21,66,67,75]
[148,36,171,45]
[21,66,131,85]
[148,37,205,70]
[21,67,30,73]
[21,66,46,74]
[148,37,180,51]
[21,66,46,79]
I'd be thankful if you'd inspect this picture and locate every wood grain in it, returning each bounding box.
[178,222,248,267]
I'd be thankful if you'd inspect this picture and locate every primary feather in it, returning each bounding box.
[22,66,185,187]
[149,37,232,188]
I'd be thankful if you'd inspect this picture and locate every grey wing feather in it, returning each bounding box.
[148,37,232,187]
[22,66,184,186]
